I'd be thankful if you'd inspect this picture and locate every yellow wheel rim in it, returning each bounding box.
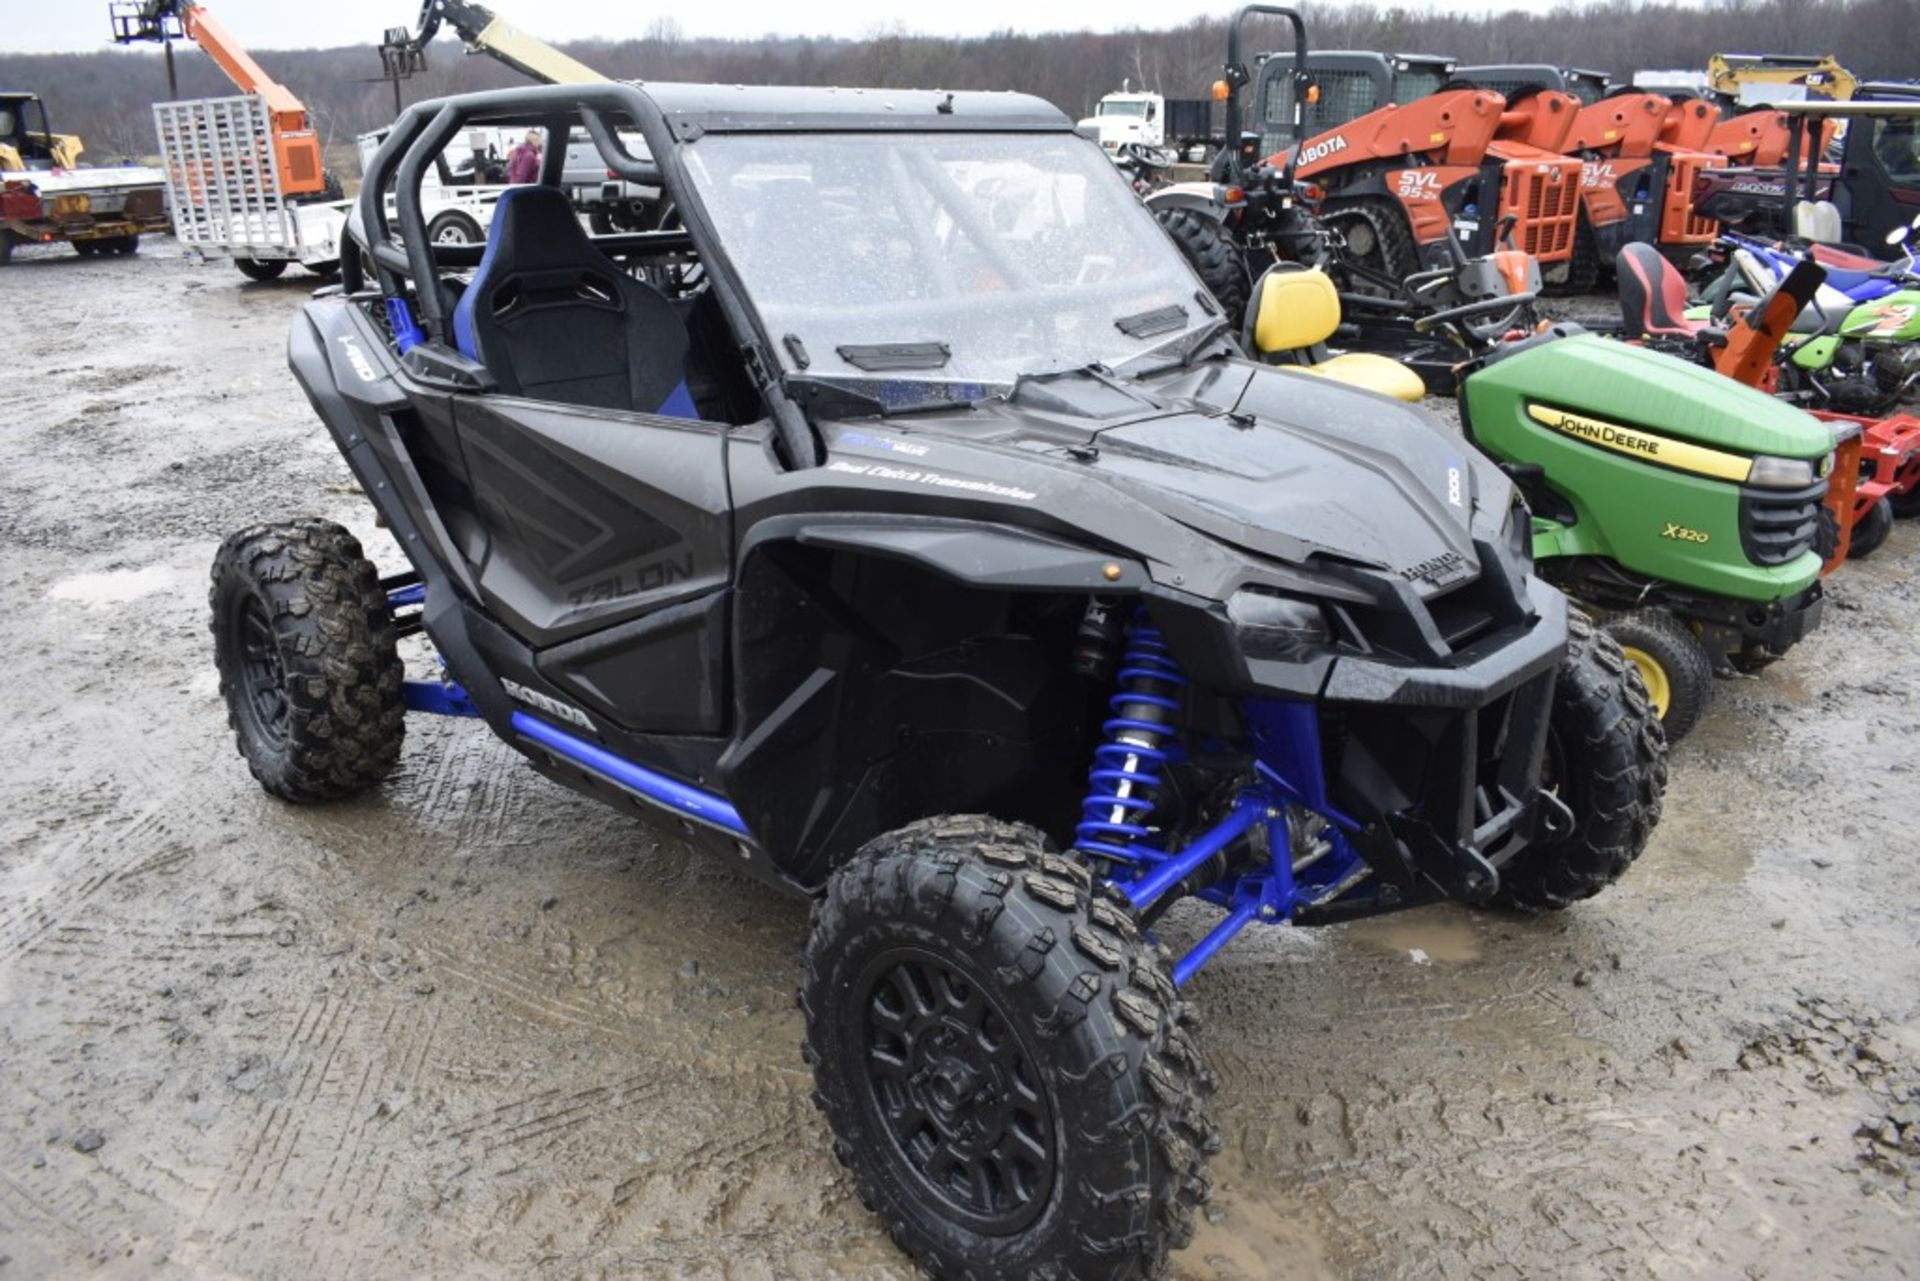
[1622,646,1672,719]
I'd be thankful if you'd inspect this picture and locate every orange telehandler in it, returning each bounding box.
[110,0,332,198]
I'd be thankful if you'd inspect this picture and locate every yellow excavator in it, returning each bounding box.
[1708,54,1858,109]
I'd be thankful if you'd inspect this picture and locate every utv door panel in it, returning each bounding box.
[536,591,728,735]
[452,397,732,645]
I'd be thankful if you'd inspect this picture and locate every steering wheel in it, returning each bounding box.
[1119,142,1177,171]
[1413,292,1542,347]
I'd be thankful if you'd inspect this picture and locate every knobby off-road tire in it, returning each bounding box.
[802,816,1219,1281]
[1153,206,1249,324]
[1496,611,1667,912]
[1602,608,1714,742]
[210,519,405,803]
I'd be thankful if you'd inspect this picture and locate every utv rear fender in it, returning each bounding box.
[287,302,508,735]
[288,299,482,606]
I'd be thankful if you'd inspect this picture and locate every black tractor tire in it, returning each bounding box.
[1321,197,1419,297]
[75,239,99,257]
[304,259,341,279]
[209,519,405,803]
[235,256,288,282]
[1495,611,1668,912]
[1888,481,1920,520]
[1153,206,1249,323]
[428,210,484,247]
[1600,608,1714,743]
[1848,496,1896,560]
[802,815,1218,1281]
[114,234,140,255]
[0,231,13,266]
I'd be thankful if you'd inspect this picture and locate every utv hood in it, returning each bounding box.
[1089,365,1493,589]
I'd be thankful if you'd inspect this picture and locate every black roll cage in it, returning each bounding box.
[354,80,823,469]
[1217,4,1311,187]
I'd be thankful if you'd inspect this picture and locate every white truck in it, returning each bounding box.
[1076,85,1218,162]
[153,94,508,281]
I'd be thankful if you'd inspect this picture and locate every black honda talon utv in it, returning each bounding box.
[210,81,1665,1280]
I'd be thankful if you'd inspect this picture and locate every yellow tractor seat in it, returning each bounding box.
[1298,351,1429,401]
[1245,264,1427,402]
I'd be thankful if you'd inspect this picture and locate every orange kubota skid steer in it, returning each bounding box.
[1248,51,1579,280]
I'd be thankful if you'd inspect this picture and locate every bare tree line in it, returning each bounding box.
[3,0,1913,165]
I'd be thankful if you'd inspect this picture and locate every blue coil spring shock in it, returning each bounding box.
[1076,612,1186,865]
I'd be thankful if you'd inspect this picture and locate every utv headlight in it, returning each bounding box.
[1747,453,1832,490]
[1228,590,1331,661]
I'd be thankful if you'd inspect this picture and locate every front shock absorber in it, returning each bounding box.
[1075,610,1185,866]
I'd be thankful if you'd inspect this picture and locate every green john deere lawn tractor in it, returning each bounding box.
[1459,330,1833,739]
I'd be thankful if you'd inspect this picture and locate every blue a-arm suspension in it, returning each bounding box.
[1080,613,1369,985]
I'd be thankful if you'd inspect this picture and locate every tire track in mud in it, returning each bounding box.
[415,931,629,1034]
[303,1002,444,1275]
[0,787,190,964]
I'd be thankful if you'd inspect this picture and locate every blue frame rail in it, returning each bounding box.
[511,712,751,838]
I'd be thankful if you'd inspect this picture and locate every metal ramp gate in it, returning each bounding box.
[153,95,298,258]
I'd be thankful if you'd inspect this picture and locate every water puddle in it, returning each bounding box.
[1346,907,1483,964]
[49,564,177,606]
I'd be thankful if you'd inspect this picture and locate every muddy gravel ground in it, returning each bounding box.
[2,237,1918,1281]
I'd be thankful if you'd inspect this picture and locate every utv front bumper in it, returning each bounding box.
[1315,581,1570,913]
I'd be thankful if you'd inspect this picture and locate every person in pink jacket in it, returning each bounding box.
[505,130,544,184]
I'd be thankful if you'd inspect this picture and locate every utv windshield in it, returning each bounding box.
[679,132,1217,393]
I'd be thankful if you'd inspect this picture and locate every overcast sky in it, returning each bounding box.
[3,0,1581,54]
